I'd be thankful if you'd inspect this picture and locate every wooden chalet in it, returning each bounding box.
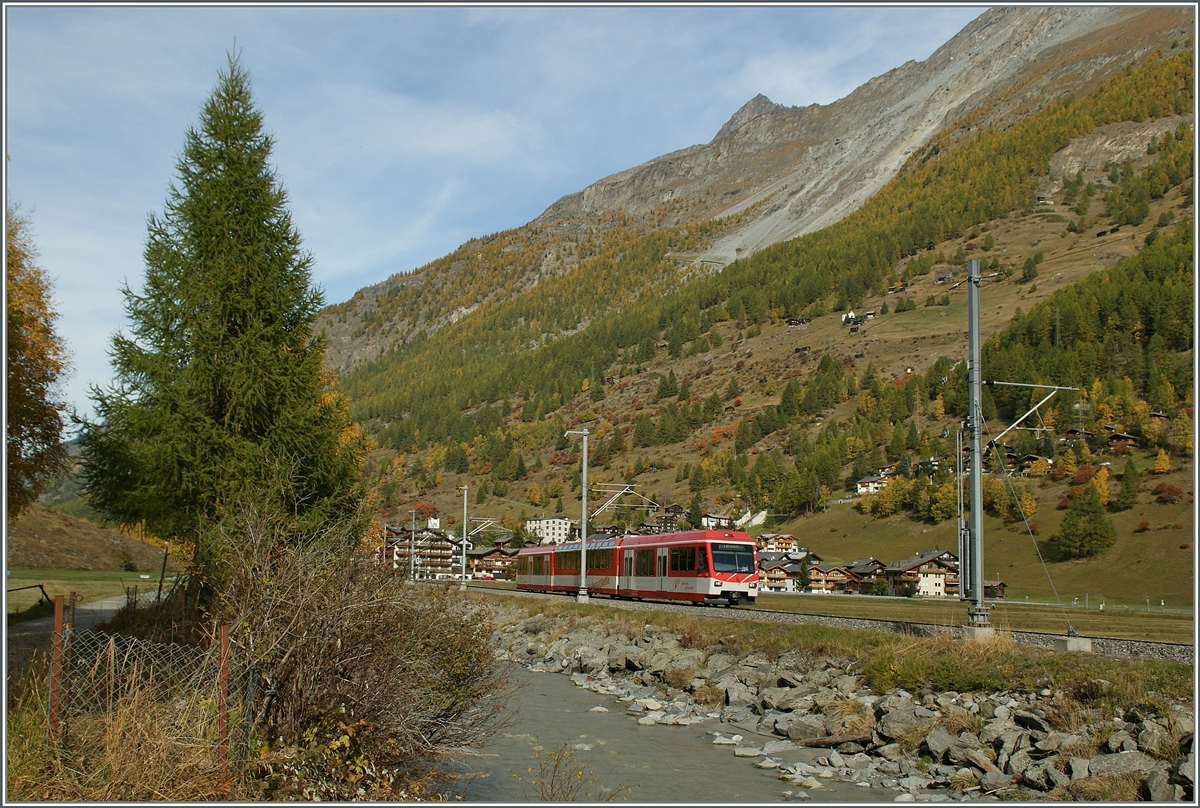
[1109,432,1138,452]
[845,557,885,593]
[381,523,465,579]
[883,552,959,598]
[807,565,860,595]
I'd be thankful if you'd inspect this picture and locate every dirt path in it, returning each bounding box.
[6,595,135,673]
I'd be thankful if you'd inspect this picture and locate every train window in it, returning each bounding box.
[697,546,708,573]
[669,546,696,572]
[711,543,755,573]
[517,557,528,574]
[557,550,580,571]
[531,555,547,575]
[634,549,655,576]
[586,548,614,571]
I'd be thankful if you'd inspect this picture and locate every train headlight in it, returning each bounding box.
[749,582,757,589]
[713,580,723,587]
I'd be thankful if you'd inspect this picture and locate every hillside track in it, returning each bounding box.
[465,584,1193,665]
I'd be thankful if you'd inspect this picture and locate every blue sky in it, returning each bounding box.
[4,5,984,421]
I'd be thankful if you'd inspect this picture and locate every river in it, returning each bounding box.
[452,664,896,802]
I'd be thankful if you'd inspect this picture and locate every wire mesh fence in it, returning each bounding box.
[48,596,257,773]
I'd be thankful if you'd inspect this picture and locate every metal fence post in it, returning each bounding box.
[218,624,229,782]
[49,595,64,747]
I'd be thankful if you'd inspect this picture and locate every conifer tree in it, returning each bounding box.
[1115,458,1138,511]
[1052,486,1116,559]
[79,56,366,574]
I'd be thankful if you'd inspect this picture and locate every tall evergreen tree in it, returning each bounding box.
[79,56,366,574]
[1114,458,1139,511]
[1052,486,1116,559]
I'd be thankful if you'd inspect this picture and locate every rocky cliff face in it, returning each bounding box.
[533,7,1191,268]
[318,6,1192,373]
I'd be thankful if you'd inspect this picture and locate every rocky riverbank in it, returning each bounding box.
[491,606,1194,801]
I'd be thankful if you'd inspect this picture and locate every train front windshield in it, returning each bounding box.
[710,543,755,573]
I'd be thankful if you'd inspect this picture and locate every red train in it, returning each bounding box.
[515,529,759,606]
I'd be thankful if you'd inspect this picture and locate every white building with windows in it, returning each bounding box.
[525,515,575,545]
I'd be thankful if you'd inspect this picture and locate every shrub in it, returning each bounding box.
[1136,520,1151,532]
[1152,483,1183,504]
[1071,464,1096,485]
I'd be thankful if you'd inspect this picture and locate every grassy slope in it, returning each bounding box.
[772,454,1195,609]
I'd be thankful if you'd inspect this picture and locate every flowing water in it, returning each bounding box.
[452,664,894,803]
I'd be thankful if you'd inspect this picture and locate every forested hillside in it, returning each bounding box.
[340,49,1192,496]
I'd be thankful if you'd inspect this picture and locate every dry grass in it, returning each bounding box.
[825,699,875,736]
[1046,772,1144,801]
[895,721,940,753]
[6,656,252,801]
[940,705,984,736]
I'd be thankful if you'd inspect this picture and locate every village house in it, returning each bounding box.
[466,541,520,579]
[756,533,799,553]
[656,504,685,532]
[845,557,886,593]
[525,515,575,545]
[807,564,860,595]
[856,475,887,495]
[381,523,464,580]
[758,559,807,593]
[883,551,959,598]
[701,508,735,529]
[1109,432,1138,452]
[983,580,1007,600]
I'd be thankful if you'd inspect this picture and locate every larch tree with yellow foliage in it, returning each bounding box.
[6,206,70,517]
[78,56,367,579]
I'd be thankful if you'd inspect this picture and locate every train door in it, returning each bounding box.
[657,547,668,592]
[622,549,634,594]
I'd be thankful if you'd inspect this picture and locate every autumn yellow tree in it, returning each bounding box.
[1154,448,1171,474]
[6,206,69,518]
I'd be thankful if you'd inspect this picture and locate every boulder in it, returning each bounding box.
[979,770,1012,792]
[665,648,706,675]
[1068,757,1089,780]
[1005,748,1034,777]
[1170,752,1193,787]
[787,715,829,742]
[979,719,1017,745]
[1105,731,1137,753]
[877,708,932,741]
[832,674,861,694]
[724,681,757,708]
[1013,710,1053,734]
[1087,751,1159,778]
[1141,768,1177,802]
[759,686,799,712]
[923,726,957,762]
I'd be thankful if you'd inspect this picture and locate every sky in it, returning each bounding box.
[4,4,984,422]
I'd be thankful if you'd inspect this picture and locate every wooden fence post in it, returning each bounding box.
[218,624,229,782]
[48,595,64,747]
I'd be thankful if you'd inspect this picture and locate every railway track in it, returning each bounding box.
[465,583,1194,664]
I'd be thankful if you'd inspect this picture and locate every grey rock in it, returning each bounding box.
[979,720,1017,745]
[1068,757,1089,780]
[878,708,933,741]
[762,739,797,754]
[1021,764,1050,791]
[1005,748,1033,777]
[1106,730,1134,753]
[833,674,861,694]
[1141,768,1177,802]
[759,686,799,712]
[734,746,763,757]
[978,770,1012,792]
[914,706,940,719]
[1170,752,1193,786]
[724,681,757,708]
[1045,765,1070,790]
[1033,732,1067,753]
[877,745,906,762]
[1088,751,1158,778]
[992,704,1010,721]
[1013,710,1052,734]
[923,726,957,762]
[1139,728,1172,756]
[787,714,829,741]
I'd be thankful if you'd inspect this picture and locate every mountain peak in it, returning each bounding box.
[713,93,785,141]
